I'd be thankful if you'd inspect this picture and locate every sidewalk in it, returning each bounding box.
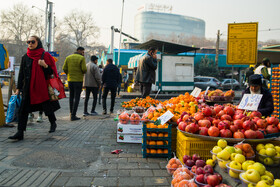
[0,98,171,187]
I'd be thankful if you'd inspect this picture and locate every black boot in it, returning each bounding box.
[49,122,57,133]
[8,130,24,140]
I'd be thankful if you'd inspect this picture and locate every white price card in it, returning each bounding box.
[238,94,263,111]
[158,110,174,125]
[190,87,202,98]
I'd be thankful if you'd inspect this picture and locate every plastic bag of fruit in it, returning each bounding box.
[129,112,140,125]
[172,167,195,180]
[118,112,130,124]
[234,142,255,160]
[166,156,183,175]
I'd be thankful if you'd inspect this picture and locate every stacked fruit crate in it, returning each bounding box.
[142,122,172,158]
[271,65,280,118]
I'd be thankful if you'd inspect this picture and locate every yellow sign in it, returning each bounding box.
[227,22,258,65]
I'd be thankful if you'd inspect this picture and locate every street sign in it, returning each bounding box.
[227,22,258,65]
[238,94,262,111]
[48,51,59,57]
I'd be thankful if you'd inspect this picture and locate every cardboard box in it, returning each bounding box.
[117,133,142,143]
[117,123,143,134]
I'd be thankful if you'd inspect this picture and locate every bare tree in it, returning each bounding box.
[62,10,100,47]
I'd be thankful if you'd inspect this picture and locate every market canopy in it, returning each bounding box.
[134,39,199,54]
[128,53,146,68]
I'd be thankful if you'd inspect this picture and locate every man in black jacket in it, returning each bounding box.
[102,59,120,115]
[240,74,274,116]
[135,47,158,98]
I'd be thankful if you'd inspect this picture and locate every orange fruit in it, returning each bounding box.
[164,133,168,137]
[157,149,163,154]
[163,149,168,154]
[151,133,157,137]
[156,141,164,145]
[158,133,164,137]
[146,149,150,153]
[147,133,151,137]
[168,158,176,165]
[149,141,156,145]
[150,149,156,154]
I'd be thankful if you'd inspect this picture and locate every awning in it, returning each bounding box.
[128,53,146,68]
[134,39,199,54]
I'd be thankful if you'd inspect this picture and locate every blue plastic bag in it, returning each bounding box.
[5,95,21,123]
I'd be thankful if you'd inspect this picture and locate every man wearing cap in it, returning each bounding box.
[254,57,271,88]
[83,55,101,116]
[240,74,274,116]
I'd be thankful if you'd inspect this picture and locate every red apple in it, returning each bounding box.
[214,173,223,183]
[220,129,232,138]
[192,154,201,161]
[195,167,205,175]
[204,173,211,184]
[186,159,195,167]
[233,131,245,139]
[207,175,220,186]
[223,106,235,116]
[208,126,220,137]
[266,125,279,134]
[244,129,257,139]
[183,155,191,164]
[196,159,206,168]
[191,165,197,173]
[196,174,205,184]
[198,119,211,128]
[202,107,212,117]
[204,165,214,174]
[199,127,209,136]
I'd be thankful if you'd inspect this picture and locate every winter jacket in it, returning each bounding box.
[62,53,87,82]
[241,87,274,116]
[83,62,101,87]
[102,63,120,88]
[135,54,157,84]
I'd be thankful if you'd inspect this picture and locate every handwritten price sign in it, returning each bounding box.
[190,87,202,98]
[158,110,174,125]
[238,94,263,111]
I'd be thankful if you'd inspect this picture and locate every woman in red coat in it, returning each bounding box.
[9,36,60,140]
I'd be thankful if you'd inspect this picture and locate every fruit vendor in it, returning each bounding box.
[240,74,274,116]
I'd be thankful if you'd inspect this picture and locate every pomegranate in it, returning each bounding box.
[198,119,211,128]
[178,121,187,131]
[266,125,279,134]
[199,127,209,136]
[218,121,229,130]
[221,114,232,121]
[217,110,225,118]
[214,105,223,114]
[244,130,257,139]
[242,120,253,130]
[249,111,262,118]
[230,125,238,133]
[267,116,279,125]
[256,130,264,139]
[208,126,220,137]
[256,119,267,129]
[233,131,245,139]
[202,107,212,117]
[189,123,199,133]
[220,129,232,138]
[194,112,204,121]
[212,119,221,127]
[223,106,235,116]
[233,120,243,129]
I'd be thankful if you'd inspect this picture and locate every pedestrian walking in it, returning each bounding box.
[102,59,120,115]
[123,70,129,92]
[98,65,103,105]
[83,55,101,116]
[62,47,87,121]
[9,35,60,141]
[135,47,158,98]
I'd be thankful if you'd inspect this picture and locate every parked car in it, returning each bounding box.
[220,79,241,90]
[194,76,221,90]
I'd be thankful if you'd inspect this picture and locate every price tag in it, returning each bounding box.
[158,110,174,125]
[204,86,210,96]
[238,94,263,111]
[190,87,202,98]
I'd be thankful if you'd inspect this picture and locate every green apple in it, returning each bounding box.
[218,159,229,169]
[212,154,217,161]
[261,175,273,185]
[217,139,227,149]
[275,146,280,153]
[234,147,242,154]
[242,160,255,171]
[235,153,246,164]
[274,152,280,158]
[266,148,276,157]
[241,172,248,180]
[265,143,274,149]
[229,169,239,178]
[245,169,261,183]
[259,148,267,156]
[217,150,231,160]
[256,144,265,152]
[224,146,235,154]
[256,180,271,187]
[229,161,242,170]
[231,153,237,161]
[212,146,222,154]
[263,157,274,166]
[264,171,274,180]
[274,179,280,186]
[247,162,266,176]
[248,184,256,187]
[206,159,215,167]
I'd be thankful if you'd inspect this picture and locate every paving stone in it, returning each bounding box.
[118,163,138,169]
[148,158,168,163]
[128,157,148,163]
[100,163,118,170]
[108,157,128,163]
[65,177,93,187]
[83,170,107,177]
[143,177,169,186]
[138,162,160,169]
[51,176,69,187]
[118,153,137,158]
[153,170,171,177]
[60,172,84,177]
[92,177,118,186]
[130,169,153,176]
[118,177,144,186]
[159,161,168,169]
[107,170,130,177]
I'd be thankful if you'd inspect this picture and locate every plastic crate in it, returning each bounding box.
[176,130,217,163]
[142,123,172,158]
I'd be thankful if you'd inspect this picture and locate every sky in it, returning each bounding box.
[1,0,280,48]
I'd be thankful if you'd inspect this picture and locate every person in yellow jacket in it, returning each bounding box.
[62,47,87,121]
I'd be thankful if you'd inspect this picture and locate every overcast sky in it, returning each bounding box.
[1,0,280,48]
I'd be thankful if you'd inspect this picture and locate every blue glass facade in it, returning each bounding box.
[134,11,205,42]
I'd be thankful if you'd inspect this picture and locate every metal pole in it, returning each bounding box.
[45,0,49,49]
[215,30,220,70]
[48,2,54,51]
[231,65,234,90]
[117,0,124,66]
[110,26,114,54]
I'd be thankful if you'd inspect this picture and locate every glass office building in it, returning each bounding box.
[134,11,205,42]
